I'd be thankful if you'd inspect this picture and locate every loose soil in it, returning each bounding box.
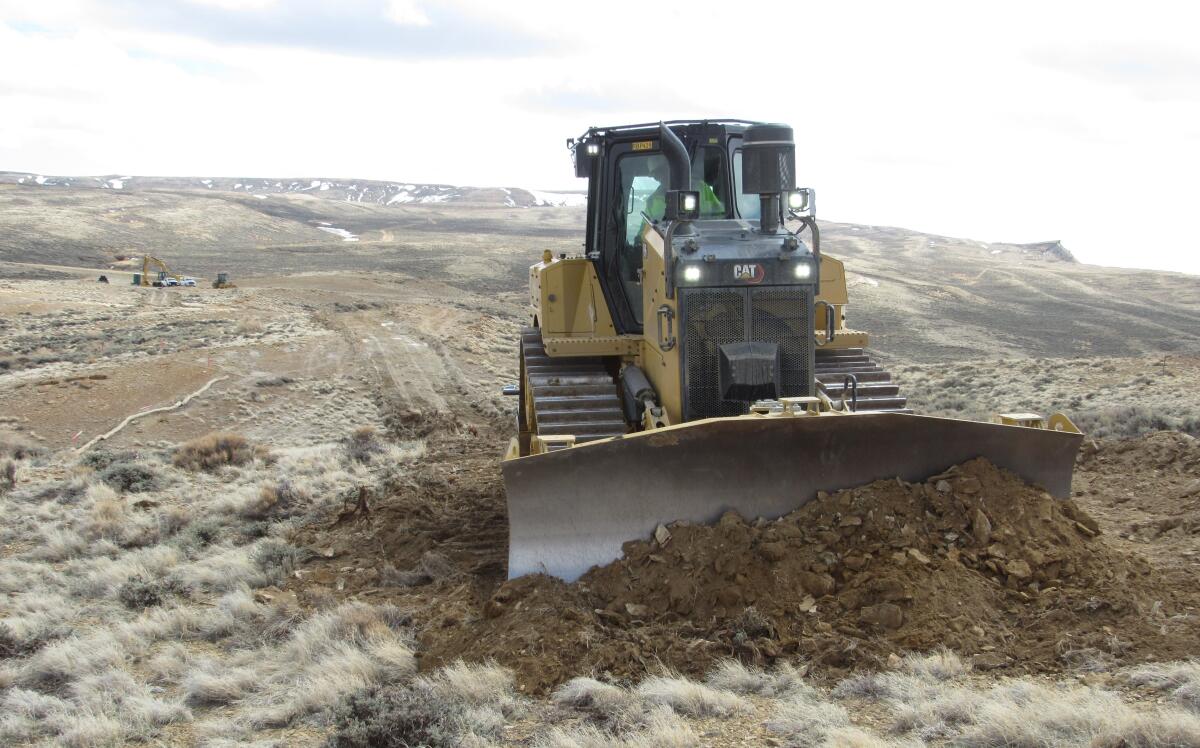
[288,418,1200,694]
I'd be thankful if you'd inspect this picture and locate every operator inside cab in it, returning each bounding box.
[616,146,729,325]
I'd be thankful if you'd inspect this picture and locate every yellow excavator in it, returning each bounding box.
[502,120,1082,581]
[138,255,183,287]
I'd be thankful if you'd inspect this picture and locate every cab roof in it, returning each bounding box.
[574,119,763,145]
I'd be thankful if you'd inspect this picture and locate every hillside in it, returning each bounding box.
[1,178,1197,363]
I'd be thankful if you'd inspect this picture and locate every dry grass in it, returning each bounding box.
[1125,660,1200,713]
[172,432,255,471]
[325,660,521,747]
[704,659,810,698]
[948,681,1200,746]
[345,425,386,464]
[534,709,698,748]
[554,676,640,716]
[1,459,15,492]
[0,422,423,745]
[635,673,751,718]
[0,429,43,460]
[236,317,265,335]
[892,358,1200,439]
[900,648,971,682]
[765,688,854,747]
[822,653,1200,746]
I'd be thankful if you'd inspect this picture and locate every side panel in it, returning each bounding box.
[817,254,849,306]
[816,254,869,349]
[639,227,683,424]
[535,258,619,338]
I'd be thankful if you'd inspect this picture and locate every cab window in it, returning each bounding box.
[690,147,729,218]
[732,150,760,220]
[614,152,669,325]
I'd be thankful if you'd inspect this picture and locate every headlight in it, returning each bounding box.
[586,142,600,156]
[682,193,698,213]
[683,265,702,282]
[788,188,815,216]
[793,263,812,279]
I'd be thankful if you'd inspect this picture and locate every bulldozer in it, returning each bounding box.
[502,120,1083,582]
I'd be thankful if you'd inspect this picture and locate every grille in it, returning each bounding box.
[681,289,747,420]
[750,288,812,399]
[681,286,813,421]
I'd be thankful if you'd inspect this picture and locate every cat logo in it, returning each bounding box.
[733,263,765,284]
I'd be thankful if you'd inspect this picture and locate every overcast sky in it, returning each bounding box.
[1,0,1198,273]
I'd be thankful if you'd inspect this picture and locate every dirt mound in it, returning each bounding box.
[419,458,1197,692]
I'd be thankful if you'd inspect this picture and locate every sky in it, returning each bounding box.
[1,0,1198,274]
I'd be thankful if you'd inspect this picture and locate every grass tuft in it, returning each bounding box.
[98,460,161,493]
[116,575,171,610]
[252,539,309,584]
[344,426,386,464]
[173,432,255,472]
[704,659,810,698]
[635,674,749,718]
[326,659,517,747]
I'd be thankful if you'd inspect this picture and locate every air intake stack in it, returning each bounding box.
[741,124,796,234]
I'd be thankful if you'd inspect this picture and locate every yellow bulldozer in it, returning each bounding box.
[502,120,1082,582]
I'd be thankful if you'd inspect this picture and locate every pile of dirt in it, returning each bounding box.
[417,458,1198,692]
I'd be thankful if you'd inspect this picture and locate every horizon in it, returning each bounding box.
[4,167,1196,278]
[2,0,1198,273]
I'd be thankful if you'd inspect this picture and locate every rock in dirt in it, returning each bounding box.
[860,603,904,629]
[972,508,992,546]
[654,524,671,546]
[1005,559,1033,579]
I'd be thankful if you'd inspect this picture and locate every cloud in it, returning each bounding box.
[183,0,279,10]
[88,0,556,59]
[384,0,430,27]
[1030,43,1200,102]
[513,84,698,116]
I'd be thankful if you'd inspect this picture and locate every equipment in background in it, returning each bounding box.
[97,275,109,283]
[212,272,236,289]
[137,255,184,287]
[501,119,1083,582]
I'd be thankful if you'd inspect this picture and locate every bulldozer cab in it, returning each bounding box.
[576,121,751,334]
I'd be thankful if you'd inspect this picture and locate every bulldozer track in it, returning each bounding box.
[521,327,627,451]
[815,348,910,413]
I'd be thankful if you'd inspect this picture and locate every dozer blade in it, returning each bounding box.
[503,413,1082,581]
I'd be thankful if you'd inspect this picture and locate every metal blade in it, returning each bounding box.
[502,413,1082,581]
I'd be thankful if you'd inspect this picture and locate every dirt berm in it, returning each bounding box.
[416,457,1197,692]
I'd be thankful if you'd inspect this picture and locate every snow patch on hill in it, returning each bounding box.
[315,222,359,242]
[527,189,587,207]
